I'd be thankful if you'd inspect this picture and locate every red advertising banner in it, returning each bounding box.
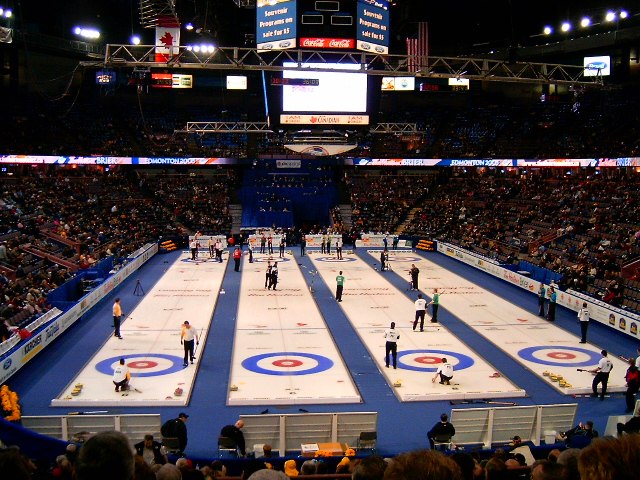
[299,38,355,49]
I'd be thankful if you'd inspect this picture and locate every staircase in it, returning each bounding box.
[337,204,352,230]
[396,206,422,234]
[229,204,243,234]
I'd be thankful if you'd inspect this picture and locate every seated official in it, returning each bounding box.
[557,421,598,444]
[617,415,640,436]
[220,419,246,456]
[134,434,168,466]
[427,413,456,449]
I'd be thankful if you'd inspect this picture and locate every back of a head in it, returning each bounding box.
[448,453,476,480]
[352,455,387,480]
[484,457,507,480]
[300,459,318,475]
[248,469,289,480]
[557,449,580,480]
[578,435,640,480]
[156,463,182,480]
[531,460,567,480]
[74,431,134,480]
[383,449,462,480]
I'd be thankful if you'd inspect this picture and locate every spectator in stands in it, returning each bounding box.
[73,431,134,480]
[556,449,580,480]
[427,413,456,450]
[530,460,566,480]
[483,457,507,480]
[220,419,246,457]
[258,444,274,458]
[352,456,387,480]
[156,463,182,480]
[248,469,289,480]
[383,449,462,480]
[578,435,640,480]
[300,459,318,475]
[449,452,481,480]
[209,460,227,478]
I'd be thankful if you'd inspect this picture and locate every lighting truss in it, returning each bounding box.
[139,0,179,29]
[85,44,603,86]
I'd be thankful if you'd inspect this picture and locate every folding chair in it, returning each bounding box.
[161,437,182,455]
[356,431,377,455]
[217,436,238,458]
[432,433,453,451]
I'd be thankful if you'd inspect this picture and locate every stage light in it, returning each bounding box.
[73,27,100,39]
[131,35,141,45]
[560,22,571,33]
[3,8,11,18]
[543,26,552,35]
[580,17,591,28]
[193,45,200,52]
[185,22,194,30]
[619,10,628,19]
[605,11,615,22]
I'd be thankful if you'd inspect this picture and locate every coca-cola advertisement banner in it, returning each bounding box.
[299,37,356,49]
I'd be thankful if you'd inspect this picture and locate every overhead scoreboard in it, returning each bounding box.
[257,0,390,53]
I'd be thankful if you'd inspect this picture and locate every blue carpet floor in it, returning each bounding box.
[7,248,638,459]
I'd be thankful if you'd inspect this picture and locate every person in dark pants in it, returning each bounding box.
[409,264,420,291]
[427,413,456,449]
[624,359,639,412]
[265,261,272,288]
[112,298,123,339]
[591,349,614,399]
[161,413,189,455]
[268,262,279,290]
[413,294,426,332]
[383,322,400,369]
[180,321,199,367]
[335,271,345,302]
[300,237,306,256]
[578,302,590,343]
[546,286,557,321]
[429,289,441,323]
[537,284,546,317]
[220,419,246,457]
[233,247,241,272]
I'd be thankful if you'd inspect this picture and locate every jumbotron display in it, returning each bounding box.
[281,62,367,113]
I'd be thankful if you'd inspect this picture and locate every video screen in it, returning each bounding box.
[282,62,368,113]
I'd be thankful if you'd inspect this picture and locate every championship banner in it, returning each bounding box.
[155,26,180,62]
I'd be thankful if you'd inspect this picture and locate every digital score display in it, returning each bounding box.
[271,77,320,86]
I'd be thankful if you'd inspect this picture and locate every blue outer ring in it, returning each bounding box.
[254,257,291,263]
[314,257,356,262]
[242,352,334,376]
[518,346,600,367]
[386,256,422,263]
[95,354,185,377]
[397,349,474,372]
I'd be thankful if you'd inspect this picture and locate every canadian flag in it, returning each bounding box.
[155,26,180,62]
